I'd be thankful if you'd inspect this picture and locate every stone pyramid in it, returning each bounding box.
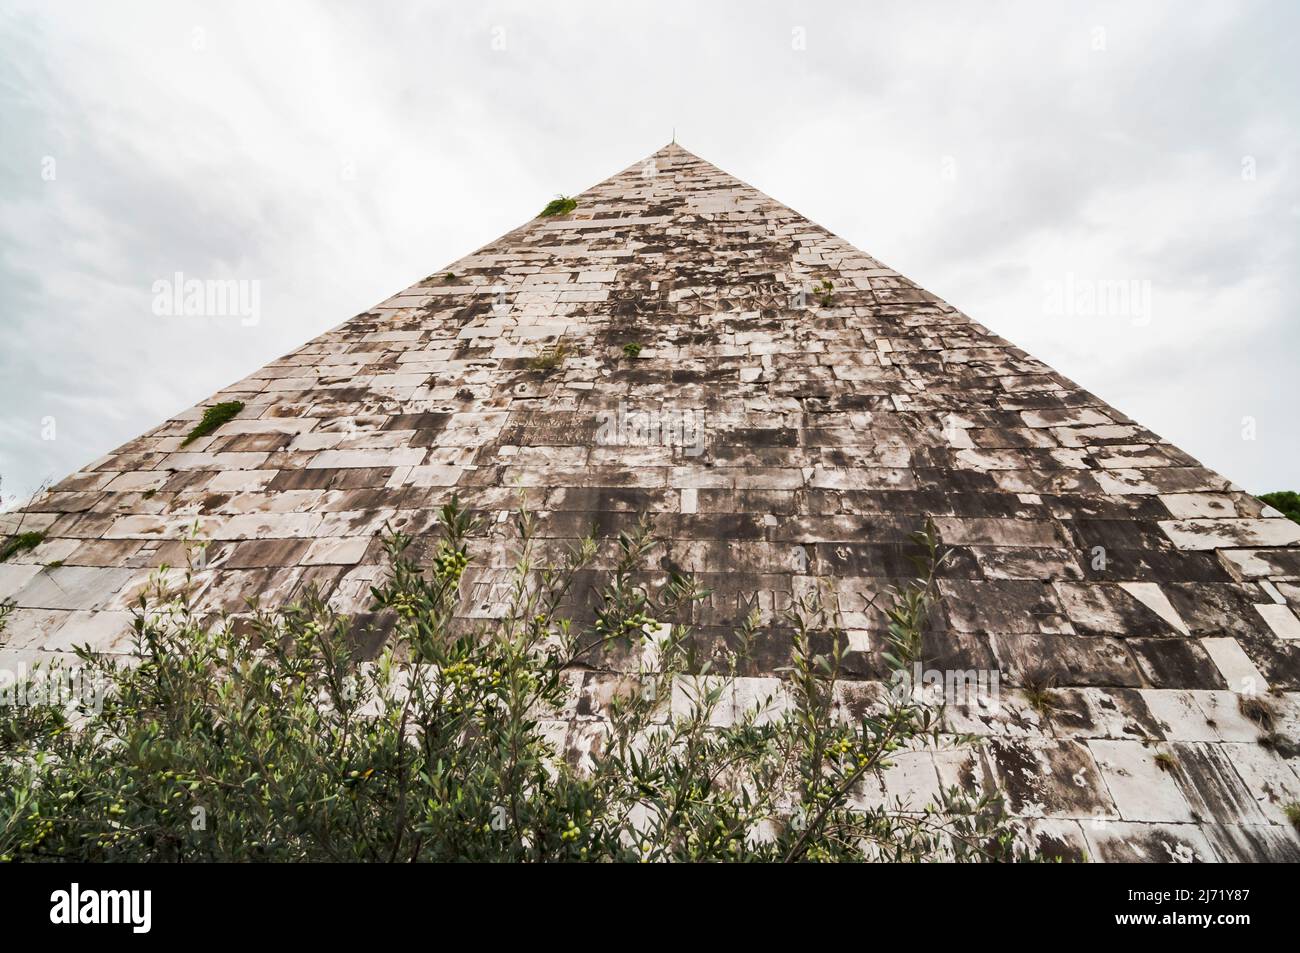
[3,144,1298,861]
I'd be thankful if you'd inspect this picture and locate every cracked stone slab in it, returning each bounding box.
[1083,821,1215,863]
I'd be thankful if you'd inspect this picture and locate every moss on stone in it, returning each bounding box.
[182,401,245,447]
[538,196,577,218]
[0,531,45,563]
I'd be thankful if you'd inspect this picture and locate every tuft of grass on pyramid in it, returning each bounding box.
[538,196,577,218]
[0,531,45,563]
[181,401,245,447]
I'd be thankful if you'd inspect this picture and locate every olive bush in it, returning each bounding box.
[0,499,1035,862]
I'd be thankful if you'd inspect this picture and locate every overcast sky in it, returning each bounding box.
[2,0,1297,504]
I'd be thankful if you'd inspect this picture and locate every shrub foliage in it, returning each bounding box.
[0,500,1034,862]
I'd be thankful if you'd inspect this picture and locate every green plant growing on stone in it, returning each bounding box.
[443,273,456,282]
[1152,749,1177,773]
[1257,730,1297,757]
[621,342,642,359]
[181,401,245,447]
[0,531,45,564]
[815,279,834,307]
[1020,672,1060,716]
[1284,802,1300,832]
[528,338,570,373]
[538,195,577,218]
[1238,694,1276,732]
[1259,491,1300,524]
[0,501,1034,862]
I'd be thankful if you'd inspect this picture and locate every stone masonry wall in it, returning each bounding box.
[2,144,1299,860]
